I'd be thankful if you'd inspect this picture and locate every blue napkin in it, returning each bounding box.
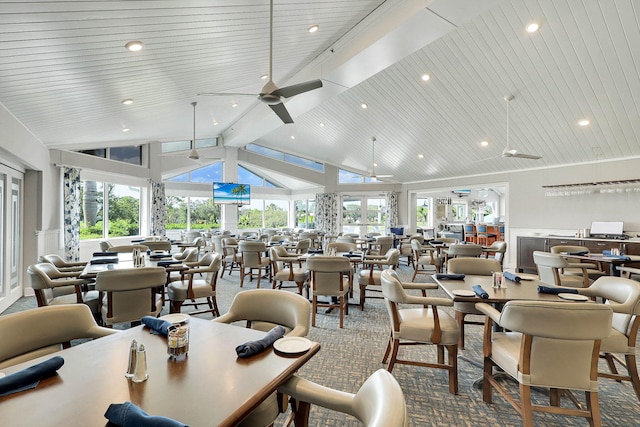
[472,285,489,299]
[93,251,118,256]
[435,274,465,280]
[0,356,64,397]
[141,316,172,336]
[157,260,183,267]
[307,249,323,254]
[105,402,188,427]
[236,326,286,358]
[602,250,631,260]
[503,271,521,283]
[342,253,362,258]
[149,253,172,259]
[538,285,578,295]
[430,240,443,245]
[566,250,589,255]
[90,257,119,264]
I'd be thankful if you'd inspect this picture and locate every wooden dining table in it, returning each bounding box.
[0,318,320,426]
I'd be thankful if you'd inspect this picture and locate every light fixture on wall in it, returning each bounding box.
[437,197,451,205]
[542,179,640,197]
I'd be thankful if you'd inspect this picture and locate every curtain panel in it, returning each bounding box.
[63,167,81,261]
[315,192,339,236]
[384,191,399,232]
[150,180,166,236]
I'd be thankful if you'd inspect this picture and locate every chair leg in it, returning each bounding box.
[386,338,400,372]
[626,354,640,402]
[447,344,458,395]
[437,345,444,364]
[519,384,534,427]
[411,268,418,281]
[240,267,245,287]
[586,391,602,427]
[382,332,392,363]
[483,358,493,403]
[169,300,184,314]
[455,311,466,349]
[602,353,620,378]
[311,296,317,327]
[339,296,344,328]
[359,285,366,310]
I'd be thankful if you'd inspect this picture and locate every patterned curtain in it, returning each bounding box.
[63,167,81,261]
[150,180,166,236]
[315,192,339,235]
[384,191,399,232]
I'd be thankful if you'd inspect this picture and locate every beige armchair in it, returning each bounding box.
[447,257,502,349]
[398,234,423,267]
[167,253,222,316]
[221,237,242,277]
[279,369,407,427]
[358,248,400,310]
[482,240,507,268]
[533,251,592,287]
[410,238,442,280]
[108,244,150,253]
[215,288,311,427]
[307,256,352,328]
[550,245,606,279]
[269,246,309,296]
[476,300,612,426]
[578,276,640,402]
[95,267,165,327]
[298,231,320,249]
[380,270,459,394]
[325,241,357,255]
[238,241,270,288]
[142,240,172,252]
[336,236,356,244]
[368,235,393,256]
[41,254,86,272]
[288,238,311,255]
[27,263,99,314]
[0,304,117,369]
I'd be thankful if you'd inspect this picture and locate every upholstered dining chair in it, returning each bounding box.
[550,245,606,279]
[287,238,311,255]
[108,244,150,253]
[279,369,407,427]
[533,251,592,288]
[41,254,86,272]
[306,256,352,328]
[447,258,502,349]
[325,241,357,255]
[142,240,172,252]
[380,270,459,394]
[398,234,423,267]
[95,267,165,327]
[27,263,99,315]
[410,238,442,280]
[166,247,200,283]
[0,304,117,369]
[99,240,113,252]
[368,235,393,256]
[444,243,483,266]
[221,237,242,277]
[167,253,222,316]
[358,248,400,310]
[214,288,311,427]
[482,240,507,268]
[577,276,640,403]
[336,235,356,244]
[269,246,309,296]
[238,241,270,288]
[475,300,612,427]
[298,231,320,249]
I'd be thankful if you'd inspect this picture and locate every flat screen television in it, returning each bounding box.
[213,182,250,205]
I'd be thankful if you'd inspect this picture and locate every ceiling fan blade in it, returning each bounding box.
[374,174,393,178]
[511,152,542,159]
[198,92,257,97]
[269,103,293,124]
[271,79,323,99]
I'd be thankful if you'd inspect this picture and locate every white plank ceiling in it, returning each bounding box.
[0,0,639,184]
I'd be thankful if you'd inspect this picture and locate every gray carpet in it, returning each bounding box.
[3,265,639,426]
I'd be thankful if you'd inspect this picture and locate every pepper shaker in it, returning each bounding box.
[125,339,138,378]
[132,343,149,383]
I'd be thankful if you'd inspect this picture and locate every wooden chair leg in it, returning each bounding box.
[455,311,466,349]
[586,391,602,427]
[626,354,640,402]
[448,344,458,395]
[386,339,400,372]
[519,384,534,427]
[483,358,493,403]
[170,300,184,314]
[382,333,392,363]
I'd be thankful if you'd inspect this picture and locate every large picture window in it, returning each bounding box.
[80,181,141,239]
[342,196,386,235]
[238,199,289,230]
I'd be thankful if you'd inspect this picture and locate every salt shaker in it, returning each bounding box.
[125,339,138,378]
[132,343,149,383]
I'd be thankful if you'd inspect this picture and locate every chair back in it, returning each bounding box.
[239,241,267,268]
[584,276,640,335]
[222,237,239,255]
[294,239,311,254]
[380,270,410,304]
[215,289,310,337]
[439,237,459,244]
[336,236,356,244]
[174,247,199,262]
[533,251,568,285]
[143,240,172,252]
[485,241,507,264]
[108,244,150,253]
[374,236,394,254]
[95,267,166,325]
[269,235,286,243]
[187,253,222,284]
[306,256,351,296]
[447,258,502,276]
[381,248,400,267]
[550,245,589,254]
[497,300,612,390]
[0,304,116,369]
[211,235,225,256]
[99,240,113,251]
[41,254,70,269]
[447,244,483,258]
[27,263,66,305]
[326,242,357,254]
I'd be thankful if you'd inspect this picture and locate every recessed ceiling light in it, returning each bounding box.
[308,24,319,33]
[421,74,430,81]
[125,41,143,51]
[373,162,378,167]
[290,135,295,140]
[361,103,368,109]
[578,119,590,126]
[319,122,325,127]
[121,98,133,105]
[122,128,130,132]
[480,140,489,147]
[526,22,540,33]
[260,74,268,80]
[213,121,218,126]
[418,154,424,159]
[232,102,238,108]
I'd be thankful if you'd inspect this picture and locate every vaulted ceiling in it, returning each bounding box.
[1,0,638,184]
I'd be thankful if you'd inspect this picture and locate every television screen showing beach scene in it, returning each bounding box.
[213,182,251,205]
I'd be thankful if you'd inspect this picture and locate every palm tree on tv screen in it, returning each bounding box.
[231,184,248,204]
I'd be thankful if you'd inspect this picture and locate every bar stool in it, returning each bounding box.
[476,224,489,246]
[464,224,477,243]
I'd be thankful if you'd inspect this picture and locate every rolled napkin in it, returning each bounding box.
[342,253,362,258]
[538,285,578,295]
[434,273,465,280]
[472,285,489,299]
[430,240,444,245]
[93,251,118,257]
[307,249,323,254]
[503,271,521,283]
[157,260,183,267]
[149,253,172,259]
[90,257,119,265]
[601,252,631,260]
[141,316,172,336]
[0,356,64,397]
[104,402,188,427]
[236,325,286,358]
[566,250,589,255]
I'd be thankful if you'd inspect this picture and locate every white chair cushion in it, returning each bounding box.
[396,308,459,345]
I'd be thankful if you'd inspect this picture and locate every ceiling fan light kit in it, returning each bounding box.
[199,0,323,124]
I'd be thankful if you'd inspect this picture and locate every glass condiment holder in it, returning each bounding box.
[167,324,189,360]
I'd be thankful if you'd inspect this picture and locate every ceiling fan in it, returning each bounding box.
[198,0,323,124]
[160,101,219,162]
[500,95,542,159]
[369,137,393,179]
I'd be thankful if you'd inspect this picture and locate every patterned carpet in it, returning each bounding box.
[3,264,639,426]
